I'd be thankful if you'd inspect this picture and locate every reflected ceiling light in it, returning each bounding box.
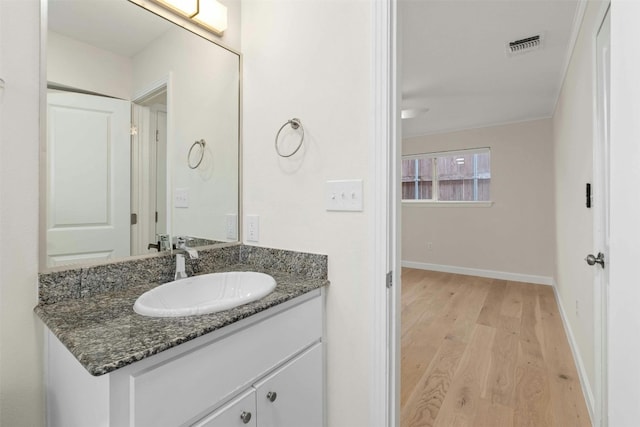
[456,158,465,165]
[152,0,228,36]
[401,108,429,120]
[193,0,228,35]
[154,0,198,16]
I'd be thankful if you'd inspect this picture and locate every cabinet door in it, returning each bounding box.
[254,343,323,427]
[192,389,256,427]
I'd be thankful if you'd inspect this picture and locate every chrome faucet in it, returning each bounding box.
[174,254,188,280]
[175,236,199,259]
[173,236,198,280]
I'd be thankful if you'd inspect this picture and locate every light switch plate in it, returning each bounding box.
[326,179,364,212]
[174,188,189,208]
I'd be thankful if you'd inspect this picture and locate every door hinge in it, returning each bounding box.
[156,129,159,142]
[155,211,158,223]
[131,213,138,225]
[386,271,393,288]
[130,125,138,136]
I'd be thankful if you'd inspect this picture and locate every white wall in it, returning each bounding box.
[552,0,605,404]
[0,0,44,425]
[47,31,133,99]
[608,0,640,424]
[241,1,373,425]
[402,119,556,280]
[132,27,240,242]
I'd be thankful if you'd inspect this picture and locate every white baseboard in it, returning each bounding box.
[550,279,596,424]
[401,261,553,286]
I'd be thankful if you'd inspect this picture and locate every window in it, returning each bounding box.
[402,148,491,202]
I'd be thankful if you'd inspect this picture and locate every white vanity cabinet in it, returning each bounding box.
[194,343,322,427]
[253,342,323,427]
[46,291,324,427]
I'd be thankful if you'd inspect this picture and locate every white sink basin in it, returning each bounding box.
[133,272,276,317]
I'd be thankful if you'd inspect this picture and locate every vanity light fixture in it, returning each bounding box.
[152,0,228,36]
[401,108,430,120]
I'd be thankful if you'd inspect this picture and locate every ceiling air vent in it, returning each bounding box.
[507,34,543,56]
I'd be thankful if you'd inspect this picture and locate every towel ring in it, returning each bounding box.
[188,139,206,169]
[275,118,304,158]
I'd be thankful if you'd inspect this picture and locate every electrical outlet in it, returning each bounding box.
[226,214,237,240]
[246,215,259,242]
[427,242,433,251]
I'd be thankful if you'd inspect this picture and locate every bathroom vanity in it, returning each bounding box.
[36,246,328,427]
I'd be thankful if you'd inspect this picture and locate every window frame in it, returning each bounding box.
[401,147,493,206]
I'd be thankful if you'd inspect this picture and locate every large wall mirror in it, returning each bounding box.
[42,0,240,270]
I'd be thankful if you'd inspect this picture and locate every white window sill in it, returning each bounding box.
[401,200,494,208]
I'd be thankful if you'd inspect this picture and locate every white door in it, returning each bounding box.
[46,91,131,267]
[592,5,610,426]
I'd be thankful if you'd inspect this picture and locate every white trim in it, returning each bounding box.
[132,76,169,104]
[401,260,553,286]
[591,3,611,426]
[551,279,596,423]
[370,0,396,425]
[403,115,553,140]
[402,200,493,208]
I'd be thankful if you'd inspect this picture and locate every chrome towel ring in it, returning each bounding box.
[275,118,304,157]
[188,139,206,169]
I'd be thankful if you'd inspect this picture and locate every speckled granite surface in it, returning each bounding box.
[38,245,242,305]
[35,245,328,376]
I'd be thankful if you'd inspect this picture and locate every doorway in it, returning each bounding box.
[131,86,168,256]
[401,2,593,424]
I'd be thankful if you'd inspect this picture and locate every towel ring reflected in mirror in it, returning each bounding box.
[188,139,206,169]
[275,118,304,158]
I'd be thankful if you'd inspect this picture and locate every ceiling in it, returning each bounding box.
[400,0,582,138]
[48,0,174,57]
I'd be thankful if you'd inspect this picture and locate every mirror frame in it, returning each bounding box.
[38,0,243,272]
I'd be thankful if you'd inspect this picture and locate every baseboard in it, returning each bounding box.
[401,261,553,286]
[550,278,596,424]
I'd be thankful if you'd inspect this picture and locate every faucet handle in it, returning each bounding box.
[158,234,172,252]
[175,236,198,259]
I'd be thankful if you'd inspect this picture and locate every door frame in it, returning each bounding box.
[371,0,399,426]
[592,3,611,425]
[132,76,173,251]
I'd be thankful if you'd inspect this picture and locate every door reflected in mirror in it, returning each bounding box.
[44,0,240,269]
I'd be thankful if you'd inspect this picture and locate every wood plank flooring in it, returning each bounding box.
[400,268,591,427]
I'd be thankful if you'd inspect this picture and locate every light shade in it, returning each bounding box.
[401,108,430,120]
[154,0,198,17]
[193,0,228,35]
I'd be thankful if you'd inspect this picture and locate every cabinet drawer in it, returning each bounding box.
[192,389,256,427]
[130,296,321,427]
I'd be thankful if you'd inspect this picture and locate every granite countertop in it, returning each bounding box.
[35,264,328,376]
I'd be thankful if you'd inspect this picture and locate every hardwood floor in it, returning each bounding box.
[400,268,591,427]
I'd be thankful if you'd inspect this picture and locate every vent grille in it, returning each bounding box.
[507,34,543,56]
